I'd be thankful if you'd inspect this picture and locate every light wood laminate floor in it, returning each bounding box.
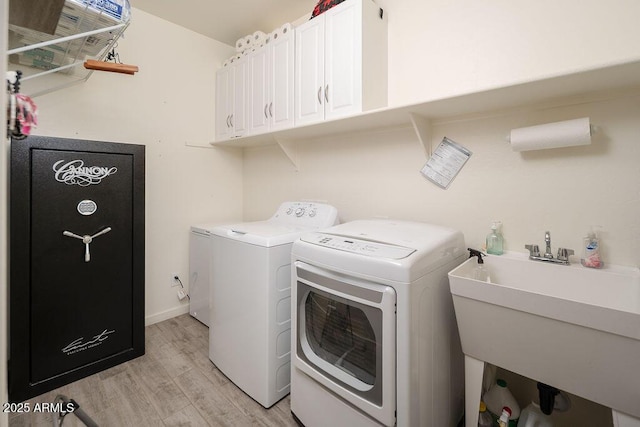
[10,314,298,426]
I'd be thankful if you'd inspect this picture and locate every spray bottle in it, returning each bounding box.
[468,248,491,283]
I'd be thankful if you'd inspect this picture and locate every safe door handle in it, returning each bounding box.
[91,227,112,239]
[63,231,83,240]
[63,227,112,262]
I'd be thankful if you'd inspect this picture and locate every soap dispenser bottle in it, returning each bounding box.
[486,221,504,255]
[581,227,603,269]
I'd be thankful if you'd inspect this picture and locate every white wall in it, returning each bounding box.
[243,95,640,267]
[377,0,640,106]
[28,9,244,324]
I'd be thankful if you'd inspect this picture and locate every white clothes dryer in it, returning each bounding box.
[209,201,338,408]
[291,219,466,427]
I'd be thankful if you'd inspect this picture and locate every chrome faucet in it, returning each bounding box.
[525,231,574,265]
[544,231,553,258]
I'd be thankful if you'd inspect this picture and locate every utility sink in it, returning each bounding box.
[448,251,640,427]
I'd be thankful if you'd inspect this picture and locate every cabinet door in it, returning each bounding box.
[270,31,295,131]
[215,67,232,141]
[325,0,362,120]
[295,16,325,126]
[248,46,271,135]
[231,57,248,137]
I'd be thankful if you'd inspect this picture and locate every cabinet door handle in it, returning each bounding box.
[230,114,233,127]
[264,104,269,119]
[317,87,322,105]
[269,102,273,117]
[226,115,231,128]
[325,85,329,103]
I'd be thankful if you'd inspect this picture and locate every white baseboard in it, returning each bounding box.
[145,304,190,326]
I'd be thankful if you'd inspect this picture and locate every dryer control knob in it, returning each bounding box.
[286,208,293,215]
[295,208,305,217]
[309,210,317,217]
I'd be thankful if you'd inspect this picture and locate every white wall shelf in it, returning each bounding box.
[211,58,640,169]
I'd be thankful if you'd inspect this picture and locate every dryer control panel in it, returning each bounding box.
[270,202,338,228]
[300,233,416,259]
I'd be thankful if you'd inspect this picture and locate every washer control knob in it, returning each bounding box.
[295,208,305,217]
[308,209,317,217]
[286,208,293,215]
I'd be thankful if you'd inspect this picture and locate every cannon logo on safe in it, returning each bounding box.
[53,159,118,186]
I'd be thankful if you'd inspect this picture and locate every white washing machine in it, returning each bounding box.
[291,219,467,427]
[209,201,338,408]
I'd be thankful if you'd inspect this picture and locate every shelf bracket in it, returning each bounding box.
[409,112,433,158]
[274,136,300,171]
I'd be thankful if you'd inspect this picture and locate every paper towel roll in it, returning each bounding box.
[510,117,592,152]
[235,37,245,52]
[271,23,292,41]
[280,23,292,36]
[244,35,253,50]
[270,27,282,41]
[252,31,266,46]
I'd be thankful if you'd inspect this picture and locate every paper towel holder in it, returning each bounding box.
[505,117,596,151]
[505,124,596,143]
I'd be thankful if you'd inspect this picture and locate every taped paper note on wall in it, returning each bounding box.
[420,137,472,189]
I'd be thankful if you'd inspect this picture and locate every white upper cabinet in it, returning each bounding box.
[270,30,296,131]
[294,16,325,125]
[295,0,388,126]
[215,65,233,141]
[216,0,387,142]
[247,47,271,135]
[233,57,249,137]
[247,28,295,135]
[216,56,248,141]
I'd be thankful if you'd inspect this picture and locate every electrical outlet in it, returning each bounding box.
[177,290,187,300]
[170,273,180,287]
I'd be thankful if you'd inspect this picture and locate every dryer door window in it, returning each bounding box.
[305,290,377,386]
[295,263,396,411]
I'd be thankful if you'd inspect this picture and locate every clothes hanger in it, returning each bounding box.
[84,46,139,75]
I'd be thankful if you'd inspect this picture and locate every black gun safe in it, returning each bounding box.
[9,135,145,402]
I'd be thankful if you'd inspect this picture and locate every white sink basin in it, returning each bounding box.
[448,251,640,425]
